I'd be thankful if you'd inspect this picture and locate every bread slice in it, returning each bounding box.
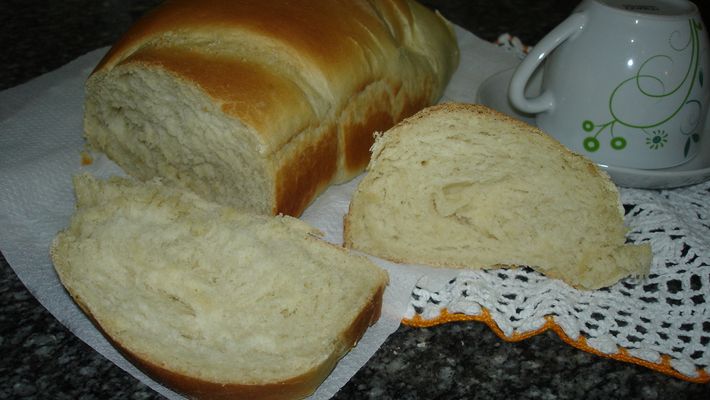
[84,0,459,217]
[51,174,388,400]
[344,103,651,290]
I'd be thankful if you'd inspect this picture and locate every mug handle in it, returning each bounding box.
[508,13,587,114]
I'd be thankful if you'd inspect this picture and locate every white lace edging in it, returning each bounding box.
[404,181,710,380]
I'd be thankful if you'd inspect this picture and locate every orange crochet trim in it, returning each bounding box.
[80,150,93,166]
[402,308,710,384]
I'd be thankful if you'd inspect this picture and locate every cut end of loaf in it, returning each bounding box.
[51,174,388,399]
[345,103,651,290]
[84,62,276,214]
[83,0,460,218]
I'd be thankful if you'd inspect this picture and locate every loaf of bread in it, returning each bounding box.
[84,0,459,217]
[344,103,652,290]
[51,174,388,400]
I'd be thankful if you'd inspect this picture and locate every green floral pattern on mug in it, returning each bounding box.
[645,129,668,150]
[581,19,704,158]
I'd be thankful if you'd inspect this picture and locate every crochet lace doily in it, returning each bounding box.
[402,180,710,383]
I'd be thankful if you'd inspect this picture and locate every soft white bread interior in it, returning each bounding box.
[51,174,388,400]
[83,0,459,217]
[344,103,651,290]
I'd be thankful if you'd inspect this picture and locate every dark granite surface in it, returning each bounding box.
[1,1,708,399]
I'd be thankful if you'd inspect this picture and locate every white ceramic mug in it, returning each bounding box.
[508,0,710,169]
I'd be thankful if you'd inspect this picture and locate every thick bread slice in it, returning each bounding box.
[84,0,459,217]
[344,103,651,290]
[51,174,388,400]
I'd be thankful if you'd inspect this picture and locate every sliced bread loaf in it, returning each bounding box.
[344,103,651,290]
[51,174,388,399]
[84,0,459,217]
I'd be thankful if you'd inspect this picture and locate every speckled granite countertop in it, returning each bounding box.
[1,1,708,399]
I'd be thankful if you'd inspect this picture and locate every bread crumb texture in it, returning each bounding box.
[83,0,460,216]
[345,103,651,290]
[51,174,387,393]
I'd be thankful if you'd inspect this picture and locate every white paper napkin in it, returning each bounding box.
[0,25,519,399]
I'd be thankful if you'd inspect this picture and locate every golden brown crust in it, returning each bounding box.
[97,0,408,75]
[92,0,455,149]
[85,0,459,217]
[343,109,395,175]
[274,125,339,216]
[341,94,431,176]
